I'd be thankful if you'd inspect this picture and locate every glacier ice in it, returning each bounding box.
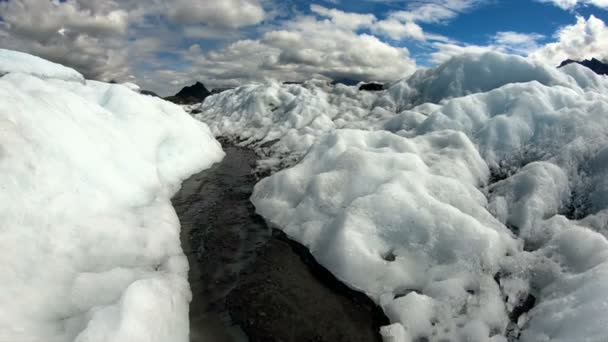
[0,51,224,342]
[196,51,608,341]
[0,48,85,83]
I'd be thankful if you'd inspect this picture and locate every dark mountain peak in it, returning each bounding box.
[359,82,384,91]
[558,59,577,68]
[558,58,608,76]
[165,81,211,105]
[175,81,210,98]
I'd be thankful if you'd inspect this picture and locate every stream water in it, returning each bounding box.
[172,145,387,342]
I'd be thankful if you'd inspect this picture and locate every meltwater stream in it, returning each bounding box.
[172,145,387,342]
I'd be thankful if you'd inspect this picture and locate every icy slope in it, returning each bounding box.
[197,51,608,341]
[252,129,519,341]
[0,51,224,342]
[195,79,389,171]
[195,52,605,173]
[0,49,85,82]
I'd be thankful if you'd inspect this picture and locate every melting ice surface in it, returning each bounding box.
[0,49,224,342]
[197,52,608,341]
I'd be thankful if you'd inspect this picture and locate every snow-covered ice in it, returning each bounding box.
[195,79,389,171]
[196,51,608,341]
[0,50,224,342]
[0,49,85,83]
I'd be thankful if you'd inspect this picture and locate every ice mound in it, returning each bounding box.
[0,51,224,342]
[223,51,608,341]
[381,52,575,109]
[252,129,519,341]
[196,80,388,171]
[0,48,85,82]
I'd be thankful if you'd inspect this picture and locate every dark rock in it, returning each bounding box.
[558,58,608,75]
[140,89,160,97]
[359,83,384,91]
[509,294,536,323]
[165,81,211,104]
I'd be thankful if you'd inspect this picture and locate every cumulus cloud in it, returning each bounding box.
[168,0,266,28]
[373,18,426,40]
[1,0,128,41]
[0,0,131,80]
[0,0,267,84]
[429,31,544,64]
[310,4,375,30]
[530,15,608,65]
[493,31,545,54]
[429,42,498,64]
[177,12,418,89]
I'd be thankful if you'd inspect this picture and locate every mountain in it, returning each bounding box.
[558,58,608,75]
[165,81,211,104]
[358,82,384,91]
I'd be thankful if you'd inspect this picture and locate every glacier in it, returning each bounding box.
[0,49,224,342]
[196,51,608,342]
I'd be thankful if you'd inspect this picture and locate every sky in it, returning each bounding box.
[1,0,608,96]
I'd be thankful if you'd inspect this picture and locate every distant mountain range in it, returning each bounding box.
[558,58,608,76]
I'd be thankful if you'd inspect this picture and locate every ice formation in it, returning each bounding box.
[0,49,224,342]
[197,51,608,341]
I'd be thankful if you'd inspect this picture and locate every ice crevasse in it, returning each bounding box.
[195,52,608,341]
[0,49,224,342]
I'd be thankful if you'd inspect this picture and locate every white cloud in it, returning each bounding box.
[530,15,608,65]
[0,0,130,80]
[391,0,485,23]
[373,18,426,40]
[536,0,608,9]
[0,0,128,41]
[371,0,483,41]
[168,0,266,28]
[429,31,544,64]
[310,4,375,30]
[179,12,418,87]
[429,42,499,64]
[493,31,545,54]
[0,0,490,95]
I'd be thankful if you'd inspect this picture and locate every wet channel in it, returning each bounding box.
[172,145,387,342]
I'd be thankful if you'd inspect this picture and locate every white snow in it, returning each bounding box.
[0,51,224,342]
[195,79,388,171]
[196,51,608,341]
[0,48,85,82]
[252,129,518,341]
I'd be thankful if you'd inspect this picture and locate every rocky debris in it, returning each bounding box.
[359,82,384,91]
[559,58,608,75]
[166,81,211,104]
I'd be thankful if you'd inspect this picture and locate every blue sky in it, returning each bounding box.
[1,0,608,95]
